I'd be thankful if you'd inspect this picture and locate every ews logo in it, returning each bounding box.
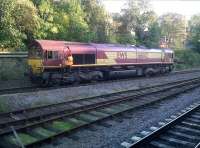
[117,52,127,60]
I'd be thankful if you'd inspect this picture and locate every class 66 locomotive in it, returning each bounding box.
[28,40,174,86]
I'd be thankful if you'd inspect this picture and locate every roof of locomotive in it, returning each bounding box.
[33,40,96,54]
[31,40,172,53]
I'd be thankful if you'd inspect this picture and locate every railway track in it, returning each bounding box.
[0,68,200,95]
[0,77,200,147]
[121,102,200,148]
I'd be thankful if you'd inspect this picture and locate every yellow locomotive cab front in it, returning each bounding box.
[28,58,43,75]
[28,45,43,77]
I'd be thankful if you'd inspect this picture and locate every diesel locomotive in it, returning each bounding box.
[28,40,174,85]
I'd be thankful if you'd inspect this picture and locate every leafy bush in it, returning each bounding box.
[175,49,200,70]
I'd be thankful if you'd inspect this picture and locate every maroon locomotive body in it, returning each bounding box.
[28,40,174,85]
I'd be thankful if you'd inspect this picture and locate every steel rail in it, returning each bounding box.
[125,103,200,148]
[0,76,199,117]
[0,68,200,95]
[23,80,200,147]
[0,77,200,147]
[0,77,199,129]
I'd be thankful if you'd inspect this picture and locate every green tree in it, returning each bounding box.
[114,0,157,45]
[112,13,136,44]
[57,0,92,42]
[0,0,23,50]
[14,0,40,42]
[159,13,187,49]
[33,0,54,39]
[187,14,200,52]
[81,0,114,43]
[144,22,161,48]
[0,0,40,51]
[33,0,92,42]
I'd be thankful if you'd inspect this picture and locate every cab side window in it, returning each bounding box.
[46,50,59,60]
[48,51,53,59]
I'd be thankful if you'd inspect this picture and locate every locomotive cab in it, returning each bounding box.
[28,40,75,83]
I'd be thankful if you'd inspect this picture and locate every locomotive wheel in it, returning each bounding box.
[91,75,101,82]
[145,72,152,77]
[145,68,155,77]
[40,79,49,87]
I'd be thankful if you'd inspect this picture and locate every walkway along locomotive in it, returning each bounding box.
[28,40,174,85]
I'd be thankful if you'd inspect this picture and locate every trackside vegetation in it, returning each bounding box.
[0,0,199,52]
[175,50,200,70]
